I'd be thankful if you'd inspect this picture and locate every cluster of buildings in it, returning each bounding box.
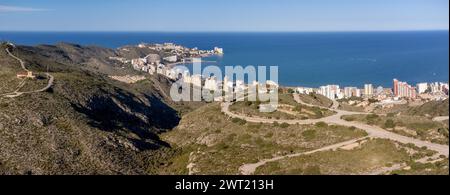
[313,84,381,100]
[393,79,449,100]
[181,73,278,95]
[296,79,449,102]
[393,79,417,99]
[111,43,225,80]
[111,43,277,99]
[129,53,178,78]
[137,42,223,59]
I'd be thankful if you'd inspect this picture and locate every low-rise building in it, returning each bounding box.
[214,47,224,54]
[163,55,178,63]
[296,87,314,94]
[17,71,35,79]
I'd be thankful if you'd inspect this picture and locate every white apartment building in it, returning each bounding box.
[416,83,429,94]
[191,75,202,87]
[163,55,178,63]
[296,87,314,95]
[204,76,219,91]
[319,85,340,100]
[364,84,374,97]
[344,87,361,98]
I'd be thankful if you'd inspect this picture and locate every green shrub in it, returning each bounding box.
[366,114,379,120]
[438,128,449,138]
[302,129,317,141]
[231,118,247,125]
[264,132,274,138]
[315,122,328,128]
[343,116,355,121]
[280,123,290,128]
[303,165,321,175]
[293,105,302,112]
[0,103,8,108]
[287,88,295,94]
[273,122,279,127]
[384,119,395,129]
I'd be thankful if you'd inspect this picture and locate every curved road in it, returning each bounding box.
[221,93,449,175]
[1,47,54,98]
[239,137,370,175]
[433,116,449,122]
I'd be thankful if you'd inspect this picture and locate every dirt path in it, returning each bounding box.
[1,48,54,98]
[433,116,449,122]
[221,93,449,175]
[239,137,369,175]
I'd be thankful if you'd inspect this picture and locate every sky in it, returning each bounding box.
[0,0,448,32]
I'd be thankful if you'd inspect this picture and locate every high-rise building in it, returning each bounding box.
[416,83,429,94]
[319,85,340,100]
[364,84,374,97]
[393,79,416,99]
[344,87,360,98]
[376,86,384,95]
[393,79,399,97]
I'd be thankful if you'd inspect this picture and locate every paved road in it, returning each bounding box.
[221,93,449,174]
[1,48,54,98]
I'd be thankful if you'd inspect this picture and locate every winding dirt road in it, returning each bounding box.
[221,93,449,175]
[1,47,54,98]
[239,137,370,175]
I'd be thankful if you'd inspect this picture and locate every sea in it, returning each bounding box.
[1,31,448,88]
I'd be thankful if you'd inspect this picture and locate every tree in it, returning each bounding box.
[280,123,290,128]
[384,119,395,129]
[287,88,295,94]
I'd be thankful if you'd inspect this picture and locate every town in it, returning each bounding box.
[110,43,448,108]
[296,80,449,108]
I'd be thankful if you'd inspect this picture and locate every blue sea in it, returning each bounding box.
[1,31,448,87]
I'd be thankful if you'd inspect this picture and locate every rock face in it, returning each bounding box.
[0,43,182,175]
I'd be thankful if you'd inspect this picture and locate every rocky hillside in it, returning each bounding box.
[0,42,188,174]
[405,99,449,118]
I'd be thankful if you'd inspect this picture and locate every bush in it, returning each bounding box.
[273,122,279,127]
[302,129,317,141]
[315,122,328,128]
[231,118,247,125]
[280,123,290,128]
[384,119,396,129]
[287,88,295,94]
[0,103,8,108]
[366,114,379,120]
[368,99,379,103]
[303,165,321,175]
[293,105,302,112]
[366,114,379,125]
[343,116,355,121]
[438,128,449,138]
[264,132,274,138]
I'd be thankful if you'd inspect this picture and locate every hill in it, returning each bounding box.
[405,99,449,118]
[0,42,185,174]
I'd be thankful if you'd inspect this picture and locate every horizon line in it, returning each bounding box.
[0,29,449,33]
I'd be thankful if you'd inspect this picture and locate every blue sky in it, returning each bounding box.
[0,0,448,32]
